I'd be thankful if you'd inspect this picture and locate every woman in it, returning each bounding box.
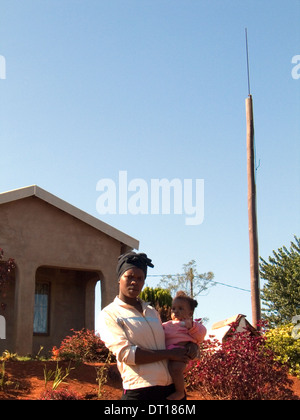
[97,252,190,400]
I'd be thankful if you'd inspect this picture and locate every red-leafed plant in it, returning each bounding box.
[40,388,83,400]
[184,324,298,400]
[52,328,114,363]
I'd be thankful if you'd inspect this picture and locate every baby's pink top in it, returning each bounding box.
[162,320,207,348]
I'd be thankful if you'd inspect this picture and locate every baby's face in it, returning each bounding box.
[171,298,193,322]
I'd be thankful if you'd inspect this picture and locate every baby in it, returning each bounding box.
[163,291,206,400]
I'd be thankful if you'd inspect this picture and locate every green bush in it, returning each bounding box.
[265,324,300,378]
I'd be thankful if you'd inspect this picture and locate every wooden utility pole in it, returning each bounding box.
[245,29,261,328]
[246,94,261,329]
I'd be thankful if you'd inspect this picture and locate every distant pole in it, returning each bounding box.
[245,29,261,328]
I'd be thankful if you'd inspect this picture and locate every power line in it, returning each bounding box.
[147,275,251,293]
[209,280,250,293]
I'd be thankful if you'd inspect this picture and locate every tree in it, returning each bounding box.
[140,287,173,322]
[158,260,215,299]
[140,286,172,308]
[260,236,300,327]
[0,248,15,311]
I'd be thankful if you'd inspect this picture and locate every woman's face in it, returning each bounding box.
[118,267,145,302]
[171,298,193,321]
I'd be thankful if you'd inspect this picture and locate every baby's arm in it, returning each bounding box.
[188,321,207,344]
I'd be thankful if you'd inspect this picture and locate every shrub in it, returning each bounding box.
[265,323,300,378]
[52,328,115,363]
[184,326,297,400]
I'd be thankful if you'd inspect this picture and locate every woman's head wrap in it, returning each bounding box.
[117,252,154,280]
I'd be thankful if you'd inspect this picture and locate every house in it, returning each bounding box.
[206,314,258,343]
[0,185,139,355]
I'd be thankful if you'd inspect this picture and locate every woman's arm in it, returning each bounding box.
[135,347,189,365]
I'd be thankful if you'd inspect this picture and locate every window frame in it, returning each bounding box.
[33,282,51,336]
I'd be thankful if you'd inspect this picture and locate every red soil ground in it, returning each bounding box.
[0,360,299,400]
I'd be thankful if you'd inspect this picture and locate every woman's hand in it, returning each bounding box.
[135,347,189,365]
[167,347,189,363]
[183,318,193,329]
[185,342,199,360]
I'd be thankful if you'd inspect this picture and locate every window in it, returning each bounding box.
[33,282,50,335]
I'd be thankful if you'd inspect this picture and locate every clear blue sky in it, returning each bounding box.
[1,1,299,330]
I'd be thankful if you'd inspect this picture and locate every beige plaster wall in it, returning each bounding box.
[0,197,123,354]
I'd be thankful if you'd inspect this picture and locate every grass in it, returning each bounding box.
[0,347,51,362]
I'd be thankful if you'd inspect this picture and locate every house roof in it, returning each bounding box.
[211,314,246,330]
[206,314,257,342]
[0,185,139,250]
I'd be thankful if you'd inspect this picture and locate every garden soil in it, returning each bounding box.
[0,360,299,400]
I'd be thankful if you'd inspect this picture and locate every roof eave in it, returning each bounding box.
[0,185,139,250]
